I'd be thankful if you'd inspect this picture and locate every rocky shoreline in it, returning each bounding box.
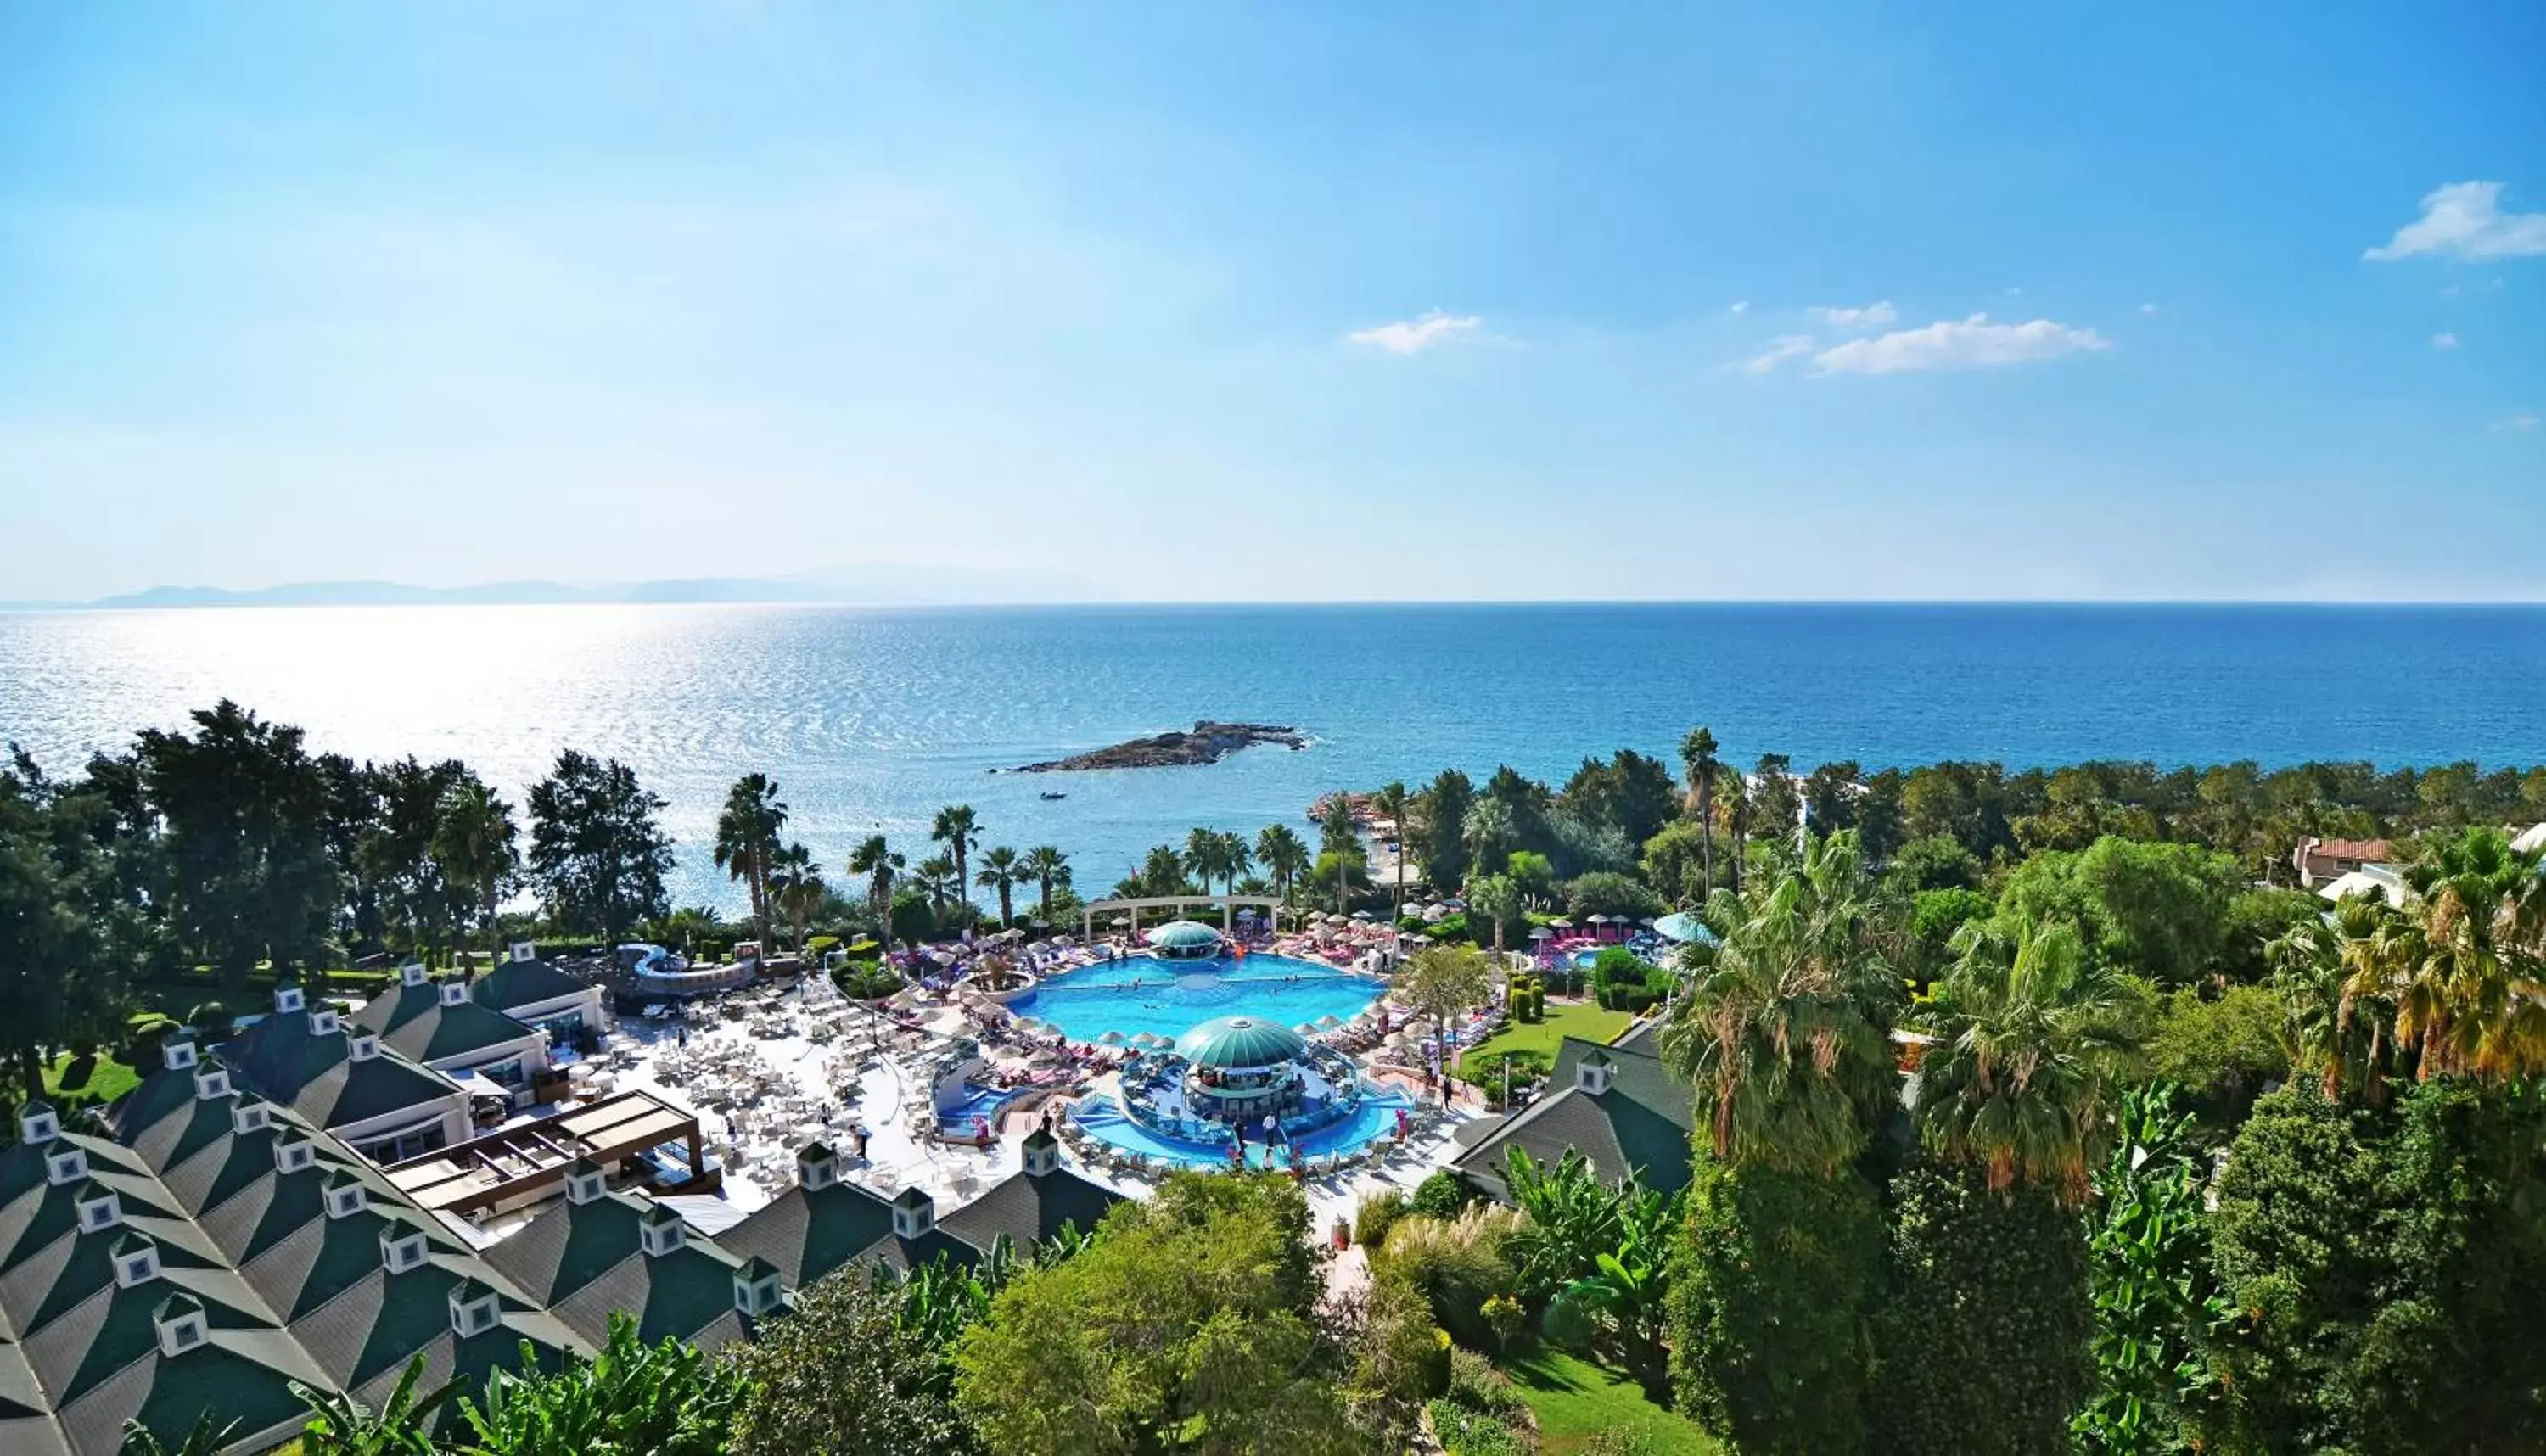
[1012,720,1306,772]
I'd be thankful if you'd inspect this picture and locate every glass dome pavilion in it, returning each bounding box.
[1173,1015,1310,1120]
[1144,919,1226,960]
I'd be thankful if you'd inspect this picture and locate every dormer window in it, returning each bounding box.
[232,1100,272,1136]
[639,1206,686,1257]
[381,1225,429,1274]
[76,1182,121,1232]
[733,1258,783,1315]
[45,1145,87,1185]
[564,1162,606,1205]
[155,1293,209,1357]
[275,1136,316,1176]
[324,1177,367,1220]
[891,1188,935,1239]
[1021,1128,1059,1177]
[796,1143,838,1191]
[401,961,429,988]
[193,1065,230,1100]
[347,1033,380,1062]
[20,1102,59,1146]
[162,1038,199,1072]
[509,941,536,962]
[308,1007,340,1036]
[114,1232,161,1288]
[448,1280,501,1338]
[439,980,470,1007]
[273,983,305,1015]
[1576,1051,1615,1097]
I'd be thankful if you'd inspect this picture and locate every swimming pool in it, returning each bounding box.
[1007,953,1384,1044]
[1072,1084,1417,1168]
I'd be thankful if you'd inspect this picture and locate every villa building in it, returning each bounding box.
[468,943,608,1050]
[2291,836,2395,889]
[352,962,561,1108]
[216,981,474,1166]
[1451,1025,1693,1202]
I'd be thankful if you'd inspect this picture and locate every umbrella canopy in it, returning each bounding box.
[1422,904,1450,922]
[1548,917,1573,929]
[1175,1016,1309,1071]
[1293,1022,1318,1035]
[1652,912,1709,944]
[1096,1029,1128,1044]
[1528,927,1554,941]
[1132,1031,1170,1049]
[1585,913,1608,925]
[1314,1014,1344,1030]
[1145,920,1225,952]
[1350,910,1373,921]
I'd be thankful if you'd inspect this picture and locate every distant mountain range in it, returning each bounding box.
[1,565,1113,612]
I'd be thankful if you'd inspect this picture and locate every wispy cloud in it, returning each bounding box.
[2364,182,2546,261]
[2432,332,2459,350]
[1809,300,1897,330]
[1345,310,1484,354]
[2492,412,2539,433]
[1727,300,1748,315]
[1742,335,1818,374]
[2137,302,2160,315]
[1810,314,2110,376]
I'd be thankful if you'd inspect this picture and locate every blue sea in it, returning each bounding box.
[0,603,2538,910]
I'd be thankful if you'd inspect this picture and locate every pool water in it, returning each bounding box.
[1073,1085,1417,1168]
[1008,953,1385,1044]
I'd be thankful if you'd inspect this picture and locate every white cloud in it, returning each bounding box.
[1742,334,1818,374]
[1810,313,2111,375]
[1809,300,1898,330]
[2432,332,2459,349]
[1345,309,1483,354]
[2492,412,2539,433]
[2138,302,2160,315]
[1728,300,1748,315]
[2364,182,2546,261]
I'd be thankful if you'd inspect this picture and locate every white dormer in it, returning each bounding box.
[155,1293,209,1357]
[733,1257,783,1316]
[891,1188,935,1239]
[162,1036,199,1072]
[76,1181,121,1233]
[638,1204,686,1257]
[193,1063,230,1100]
[273,983,305,1015]
[322,1173,367,1220]
[796,1143,838,1191]
[381,1224,429,1274]
[448,1280,501,1337]
[439,979,470,1007]
[44,1143,86,1186]
[347,1032,380,1062]
[113,1231,161,1288]
[564,1158,606,1205]
[400,961,429,988]
[509,941,536,963]
[1021,1128,1060,1178]
[307,1006,340,1037]
[231,1100,272,1137]
[20,1101,59,1146]
[274,1133,316,1176]
[1575,1050,1615,1097]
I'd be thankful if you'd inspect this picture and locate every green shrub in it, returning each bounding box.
[1430,913,1470,944]
[1410,1170,1477,1219]
[1356,1190,1410,1248]
[1430,1398,1533,1456]
[805,934,841,957]
[1444,1347,1530,1420]
[1373,1207,1523,1351]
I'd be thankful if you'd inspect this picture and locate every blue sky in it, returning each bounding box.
[2,1,2539,602]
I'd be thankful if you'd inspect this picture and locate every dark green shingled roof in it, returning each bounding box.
[468,957,588,1016]
[939,1166,1126,1252]
[1453,1035,1696,1196]
[352,981,540,1066]
[217,1013,458,1131]
[719,1182,978,1291]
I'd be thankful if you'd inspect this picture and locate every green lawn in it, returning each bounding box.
[1501,1346,1719,1455]
[1455,997,1634,1084]
[45,1050,141,1106]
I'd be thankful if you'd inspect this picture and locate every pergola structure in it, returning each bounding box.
[381,1089,709,1217]
[1081,893,1285,940]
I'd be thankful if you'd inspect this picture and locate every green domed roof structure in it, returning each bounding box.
[1145,920,1225,952]
[1175,1016,1308,1071]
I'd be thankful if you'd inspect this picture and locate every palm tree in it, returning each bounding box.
[769,842,825,955]
[2398,826,2546,1081]
[1021,845,1071,924]
[714,774,788,945]
[1466,873,1520,956]
[1215,829,1253,895]
[1680,726,1720,899]
[1395,944,1497,1103]
[931,804,980,910]
[914,854,961,915]
[430,781,517,972]
[1917,915,2138,1203]
[847,834,903,935]
[1140,844,1189,897]
[1256,824,1310,899]
[1461,798,1515,882]
[1372,781,1412,919]
[1655,831,1904,1175]
[975,846,1023,927]
[1182,827,1229,896]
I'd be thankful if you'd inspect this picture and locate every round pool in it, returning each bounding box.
[1007,953,1383,1044]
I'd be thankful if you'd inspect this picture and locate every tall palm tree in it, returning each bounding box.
[1140,844,1189,897]
[1466,874,1519,956]
[913,854,961,915]
[847,834,902,935]
[1656,831,1904,1174]
[1917,915,2138,1203]
[714,774,788,945]
[2269,895,2404,1100]
[1371,781,1412,920]
[1182,827,1229,896]
[429,781,517,972]
[1021,845,1071,924]
[1680,726,1720,899]
[930,804,980,910]
[975,845,1023,927]
[1461,798,1515,884]
[2399,825,2546,1081]
[1255,824,1310,899]
[1215,829,1253,895]
[769,842,825,955]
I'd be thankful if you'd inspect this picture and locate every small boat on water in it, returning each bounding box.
[1040,791,1068,800]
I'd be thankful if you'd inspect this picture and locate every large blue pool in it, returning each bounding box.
[1073,1085,1416,1169]
[1007,953,1385,1044]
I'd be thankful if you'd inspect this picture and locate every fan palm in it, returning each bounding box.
[1461,798,1515,882]
[1371,781,1412,918]
[1021,845,1070,924]
[913,854,961,914]
[769,842,824,955]
[930,804,979,900]
[430,781,517,972]
[846,834,902,933]
[1656,831,1904,1175]
[2400,826,2546,1080]
[1255,824,1310,899]
[1181,827,1228,895]
[975,845,1023,927]
[713,774,788,944]
[1680,726,1720,898]
[1916,915,2137,1203]
[1215,829,1253,895]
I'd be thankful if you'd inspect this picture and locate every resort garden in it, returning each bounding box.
[4,703,2545,1453]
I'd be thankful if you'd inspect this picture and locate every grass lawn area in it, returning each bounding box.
[1502,1345,1719,1455]
[45,1050,141,1105]
[1455,997,1634,1083]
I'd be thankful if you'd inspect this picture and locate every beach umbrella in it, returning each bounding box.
[1315,1014,1344,1030]
[1528,927,1553,942]
[1652,912,1708,944]
[1411,933,1433,945]
[1096,1029,1127,1045]
[1350,910,1372,921]
[1293,1022,1317,1035]
[1548,917,1573,929]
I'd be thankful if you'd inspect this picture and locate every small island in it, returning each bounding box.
[1014,720,1306,772]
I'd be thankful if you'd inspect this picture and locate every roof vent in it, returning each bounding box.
[381,1224,430,1274]
[273,983,305,1015]
[322,1171,367,1220]
[564,1156,607,1206]
[44,1143,87,1186]
[161,1036,199,1072]
[891,1186,935,1239]
[448,1280,501,1338]
[274,1132,316,1177]
[638,1202,687,1257]
[232,1100,272,1137]
[113,1230,161,1288]
[439,979,470,1007]
[20,1100,59,1146]
[154,1292,209,1357]
[733,1256,783,1316]
[347,1032,380,1062]
[193,1064,230,1101]
[796,1142,838,1191]
[1576,1050,1615,1097]
[400,962,429,988]
[76,1179,121,1233]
